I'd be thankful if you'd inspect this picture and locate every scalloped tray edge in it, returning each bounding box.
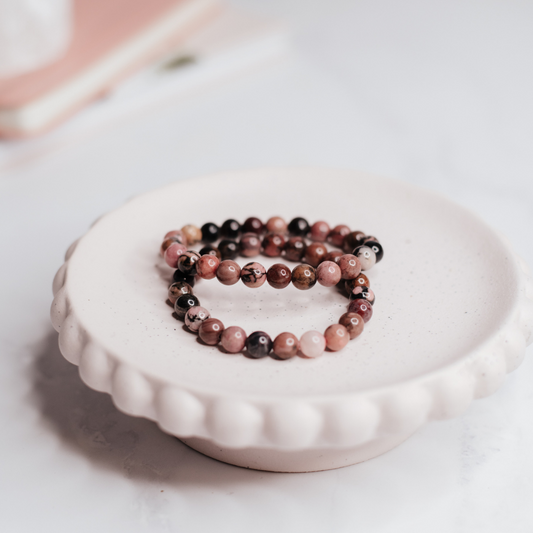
[50,236,533,451]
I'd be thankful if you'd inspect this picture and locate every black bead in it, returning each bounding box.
[362,240,383,263]
[288,217,310,236]
[242,217,264,234]
[173,269,195,287]
[348,286,375,305]
[177,251,200,276]
[174,294,200,319]
[199,245,221,260]
[201,222,219,243]
[245,331,273,358]
[220,219,241,239]
[218,239,238,260]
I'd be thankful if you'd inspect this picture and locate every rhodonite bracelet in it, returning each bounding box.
[159,216,380,360]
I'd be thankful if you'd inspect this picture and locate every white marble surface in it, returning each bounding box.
[1,0,533,531]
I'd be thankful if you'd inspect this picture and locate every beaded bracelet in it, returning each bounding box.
[159,216,380,360]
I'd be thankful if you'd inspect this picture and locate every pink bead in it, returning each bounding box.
[220,326,247,353]
[164,229,184,240]
[164,242,187,267]
[196,255,220,280]
[273,332,299,359]
[299,330,326,358]
[216,260,241,285]
[241,262,267,288]
[328,224,350,247]
[324,324,349,351]
[316,261,342,287]
[266,216,287,234]
[310,221,330,242]
[338,254,362,280]
[198,318,224,345]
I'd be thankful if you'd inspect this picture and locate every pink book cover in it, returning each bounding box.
[0,0,218,138]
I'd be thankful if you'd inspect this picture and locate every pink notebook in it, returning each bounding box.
[0,0,219,138]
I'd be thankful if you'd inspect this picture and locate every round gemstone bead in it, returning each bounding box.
[242,217,264,234]
[239,232,262,257]
[181,224,202,246]
[172,269,195,287]
[216,260,241,285]
[220,219,241,240]
[273,332,299,359]
[343,231,366,253]
[316,260,342,287]
[266,263,292,289]
[310,221,330,242]
[168,281,193,304]
[218,239,238,260]
[339,312,364,339]
[283,236,307,262]
[322,250,343,264]
[245,331,273,358]
[164,242,187,267]
[352,245,377,270]
[324,324,350,351]
[304,242,328,267]
[265,216,287,234]
[292,264,316,290]
[288,217,310,236]
[241,262,267,288]
[199,244,221,260]
[338,254,362,280]
[200,222,219,243]
[349,285,375,305]
[220,326,247,353]
[262,233,286,257]
[164,229,184,241]
[196,255,220,280]
[347,299,373,322]
[174,294,200,319]
[177,250,201,276]
[199,318,224,345]
[345,273,370,292]
[185,306,211,332]
[328,224,350,247]
[363,240,384,263]
[299,330,326,358]
[160,234,185,255]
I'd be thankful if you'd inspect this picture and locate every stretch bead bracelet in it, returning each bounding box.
[160,216,380,360]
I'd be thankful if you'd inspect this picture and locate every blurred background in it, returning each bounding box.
[1,1,533,532]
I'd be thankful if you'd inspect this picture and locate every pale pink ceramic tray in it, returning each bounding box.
[51,168,533,472]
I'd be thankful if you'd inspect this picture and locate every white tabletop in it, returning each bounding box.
[1,1,533,531]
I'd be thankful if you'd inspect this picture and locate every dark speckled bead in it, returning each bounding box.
[241,262,267,288]
[283,236,307,262]
[304,242,328,267]
[245,331,273,358]
[349,285,375,305]
[292,264,316,290]
[288,217,310,236]
[220,219,241,239]
[267,263,292,289]
[262,233,286,257]
[239,232,262,257]
[168,281,193,304]
[339,312,365,339]
[177,250,201,276]
[201,222,219,243]
[242,217,264,234]
[199,244,221,260]
[345,273,370,293]
[218,239,238,260]
[343,231,366,253]
[328,224,350,247]
[362,240,384,263]
[347,299,373,322]
[174,294,200,319]
[172,269,195,287]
